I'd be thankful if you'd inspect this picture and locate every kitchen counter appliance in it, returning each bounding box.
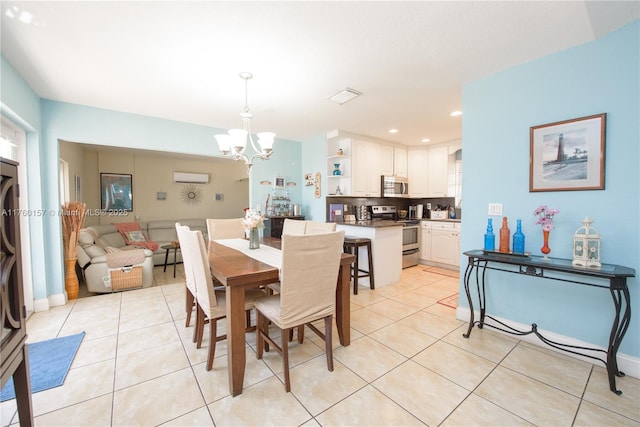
[372,205,420,268]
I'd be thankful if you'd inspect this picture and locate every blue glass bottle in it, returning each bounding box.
[484,218,495,251]
[512,219,525,254]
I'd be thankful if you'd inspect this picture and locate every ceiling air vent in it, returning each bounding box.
[173,172,209,184]
[329,87,362,105]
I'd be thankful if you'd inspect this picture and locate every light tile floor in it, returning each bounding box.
[2,265,639,426]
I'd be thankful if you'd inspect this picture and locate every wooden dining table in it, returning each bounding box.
[207,236,355,396]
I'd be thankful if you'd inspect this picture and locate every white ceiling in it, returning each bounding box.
[1,1,638,146]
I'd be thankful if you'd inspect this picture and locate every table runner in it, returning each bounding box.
[215,238,282,270]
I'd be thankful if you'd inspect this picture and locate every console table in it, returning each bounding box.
[462,249,635,395]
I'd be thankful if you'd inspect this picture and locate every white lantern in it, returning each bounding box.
[572,217,601,268]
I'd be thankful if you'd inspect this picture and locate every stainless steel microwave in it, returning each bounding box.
[381,175,409,197]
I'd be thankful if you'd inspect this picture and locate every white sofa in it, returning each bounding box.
[77,219,208,293]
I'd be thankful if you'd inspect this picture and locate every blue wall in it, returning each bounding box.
[301,132,328,221]
[461,20,639,356]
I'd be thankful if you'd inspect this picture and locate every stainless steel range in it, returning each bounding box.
[371,205,420,268]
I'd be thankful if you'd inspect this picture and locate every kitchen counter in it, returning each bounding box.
[423,218,461,223]
[332,220,403,228]
[335,222,402,289]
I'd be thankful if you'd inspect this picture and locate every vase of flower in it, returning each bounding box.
[243,209,265,249]
[541,230,551,258]
[249,227,260,249]
[533,205,559,260]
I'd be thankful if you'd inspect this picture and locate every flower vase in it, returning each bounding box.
[65,258,79,300]
[249,227,260,249]
[541,230,551,259]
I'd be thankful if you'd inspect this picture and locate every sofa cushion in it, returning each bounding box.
[99,232,127,248]
[85,245,107,258]
[125,230,147,243]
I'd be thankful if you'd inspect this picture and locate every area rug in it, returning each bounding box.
[437,293,459,309]
[1,332,85,402]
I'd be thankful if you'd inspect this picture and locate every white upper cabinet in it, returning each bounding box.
[380,145,394,176]
[408,144,450,197]
[394,146,408,177]
[426,145,448,197]
[352,139,381,197]
[408,148,428,197]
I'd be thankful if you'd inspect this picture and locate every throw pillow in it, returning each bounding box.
[126,230,147,243]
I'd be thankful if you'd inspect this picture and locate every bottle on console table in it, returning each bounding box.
[512,219,525,254]
[484,218,495,251]
[499,217,510,253]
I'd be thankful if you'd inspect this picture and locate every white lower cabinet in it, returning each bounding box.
[420,221,460,267]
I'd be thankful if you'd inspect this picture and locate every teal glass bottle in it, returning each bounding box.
[484,218,495,251]
[512,219,525,254]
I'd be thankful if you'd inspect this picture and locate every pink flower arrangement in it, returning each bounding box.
[242,209,265,230]
[533,205,560,231]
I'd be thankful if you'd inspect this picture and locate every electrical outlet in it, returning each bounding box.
[426,203,432,210]
[488,203,503,216]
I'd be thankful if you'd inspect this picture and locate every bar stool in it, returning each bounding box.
[343,236,375,294]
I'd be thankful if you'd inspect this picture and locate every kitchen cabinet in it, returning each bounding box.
[352,139,381,197]
[408,149,428,197]
[427,145,448,197]
[420,220,460,267]
[380,145,394,176]
[408,145,449,197]
[420,222,432,261]
[394,146,408,177]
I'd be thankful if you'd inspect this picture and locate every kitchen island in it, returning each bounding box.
[335,220,403,289]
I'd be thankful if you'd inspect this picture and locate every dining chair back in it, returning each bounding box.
[304,221,337,235]
[254,230,345,391]
[206,218,245,240]
[175,223,196,328]
[281,218,307,235]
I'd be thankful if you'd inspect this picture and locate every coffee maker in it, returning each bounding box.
[408,206,417,219]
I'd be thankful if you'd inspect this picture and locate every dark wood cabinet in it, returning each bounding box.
[268,216,305,238]
[1,158,33,425]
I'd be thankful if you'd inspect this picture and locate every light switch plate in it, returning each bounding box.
[488,203,503,216]
[426,203,432,210]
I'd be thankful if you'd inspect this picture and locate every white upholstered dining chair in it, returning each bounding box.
[254,230,345,392]
[175,223,196,329]
[206,218,245,240]
[182,226,263,370]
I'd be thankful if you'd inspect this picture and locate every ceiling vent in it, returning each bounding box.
[173,172,209,184]
[329,87,362,105]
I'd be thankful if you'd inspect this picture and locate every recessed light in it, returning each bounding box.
[388,129,398,134]
[450,111,463,117]
[421,138,430,143]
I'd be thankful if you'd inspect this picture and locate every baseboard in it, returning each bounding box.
[455,306,640,379]
[33,292,67,312]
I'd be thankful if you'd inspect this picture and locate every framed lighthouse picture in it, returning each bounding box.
[529,113,606,192]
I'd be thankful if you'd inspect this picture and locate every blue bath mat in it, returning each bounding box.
[1,332,85,401]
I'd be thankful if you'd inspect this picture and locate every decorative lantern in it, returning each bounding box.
[572,217,601,268]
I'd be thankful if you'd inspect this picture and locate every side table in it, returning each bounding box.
[162,243,180,278]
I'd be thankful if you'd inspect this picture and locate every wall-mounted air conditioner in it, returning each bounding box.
[173,172,209,184]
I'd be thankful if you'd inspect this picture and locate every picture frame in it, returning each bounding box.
[273,176,286,190]
[100,173,133,211]
[529,113,606,192]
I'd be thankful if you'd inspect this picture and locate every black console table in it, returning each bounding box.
[462,249,635,395]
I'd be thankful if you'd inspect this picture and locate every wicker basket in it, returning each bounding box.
[110,266,143,291]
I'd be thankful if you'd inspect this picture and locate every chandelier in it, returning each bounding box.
[215,72,275,173]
